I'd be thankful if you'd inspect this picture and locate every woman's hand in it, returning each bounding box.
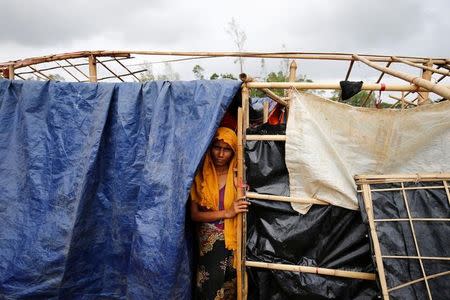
[224,197,250,219]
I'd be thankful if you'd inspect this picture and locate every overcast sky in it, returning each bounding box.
[1,0,449,81]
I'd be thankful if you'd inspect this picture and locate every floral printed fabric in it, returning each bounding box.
[195,223,236,300]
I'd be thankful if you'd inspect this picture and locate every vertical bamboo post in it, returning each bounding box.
[263,101,269,123]
[361,184,389,299]
[418,59,433,105]
[8,65,15,80]
[88,55,98,82]
[242,86,250,130]
[236,107,244,300]
[288,60,297,97]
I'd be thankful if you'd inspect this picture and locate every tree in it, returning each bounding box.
[226,18,247,73]
[209,73,237,80]
[192,64,205,80]
[157,62,180,81]
[330,90,379,107]
[138,62,155,82]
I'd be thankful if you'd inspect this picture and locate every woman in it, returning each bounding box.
[190,127,250,300]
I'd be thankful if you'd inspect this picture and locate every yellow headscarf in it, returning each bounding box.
[190,127,238,252]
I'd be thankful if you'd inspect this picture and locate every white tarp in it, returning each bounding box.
[286,91,450,214]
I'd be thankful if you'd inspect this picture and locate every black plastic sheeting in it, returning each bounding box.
[0,79,240,299]
[245,124,379,299]
[358,182,450,300]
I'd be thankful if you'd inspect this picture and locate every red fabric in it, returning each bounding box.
[220,111,237,131]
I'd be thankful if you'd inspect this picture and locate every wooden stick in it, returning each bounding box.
[418,60,434,105]
[362,62,392,107]
[97,59,124,82]
[242,85,250,130]
[2,51,448,69]
[55,61,81,82]
[246,191,329,205]
[393,56,450,77]
[344,60,355,81]
[239,73,253,82]
[28,65,51,80]
[401,182,432,298]
[375,218,450,222]
[246,81,449,92]
[361,184,389,299]
[114,58,140,81]
[353,54,450,100]
[443,180,450,206]
[355,173,450,183]
[382,255,450,261]
[260,88,288,106]
[245,261,376,281]
[263,102,269,123]
[367,185,445,192]
[65,59,90,80]
[246,135,286,141]
[88,55,97,82]
[236,107,244,300]
[8,65,14,79]
[388,270,450,293]
[389,95,417,107]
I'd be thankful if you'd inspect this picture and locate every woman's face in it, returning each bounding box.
[210,139,234,168]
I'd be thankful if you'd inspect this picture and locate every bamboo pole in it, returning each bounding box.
[393,56,450,77]
[389,95,417,107]
[382,255,450,261]
[344,60,355,81]
[246,135,286,141]
[88,55,98,82]
[353,54,450,100]
[388,270,450,293]
[246,81,450,92]
[246,191,329,205]
[260,88,288,106]
[245,261,376,281]
[355,173,450,184]
[28,65,51,80]
[443,180,450,209]
[114,58,141,81]
[418,60,433,105]
[263,101,269,123]
[236,107,244,300]
[400,183,432,298]
[361,184,389,299]
[65,59,90,80]
[375,218,450,222]
[55,61,81,82]
[2,51,448,69]
[242,85,250,130]
[97,59,124,82]
[8,65,14,79]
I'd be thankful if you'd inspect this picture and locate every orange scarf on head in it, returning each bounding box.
[190,127,238,252]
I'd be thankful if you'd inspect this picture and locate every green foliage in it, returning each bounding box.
[209,73,237,80]
[192,64,205,80]
[330,90,378,107]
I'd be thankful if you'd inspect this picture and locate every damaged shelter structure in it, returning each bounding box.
[0,51,449,299]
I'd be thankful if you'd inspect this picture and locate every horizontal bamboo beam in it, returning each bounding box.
[355,173,450,184]
[245,261,376,281]
[392,56,450,77]
[382,255,450,261]
[245,81,449,92]
[246,135,286,141]
[1,51,448,69]
[246,191,329,205]
[375,218,450,222]
[353,54,450,100]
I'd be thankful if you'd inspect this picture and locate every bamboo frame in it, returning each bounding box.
[245,261,376,281]
[237,107,244,300]
[353,54,450,100]
[263,101,269,123]
[357,175,450,299]
[88,55,97,82]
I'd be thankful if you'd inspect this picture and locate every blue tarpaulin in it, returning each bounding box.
[0,79,240,299]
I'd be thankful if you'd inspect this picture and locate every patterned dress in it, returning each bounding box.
[195,186,237,300]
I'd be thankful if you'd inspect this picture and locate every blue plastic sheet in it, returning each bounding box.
[0,79,240,299]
